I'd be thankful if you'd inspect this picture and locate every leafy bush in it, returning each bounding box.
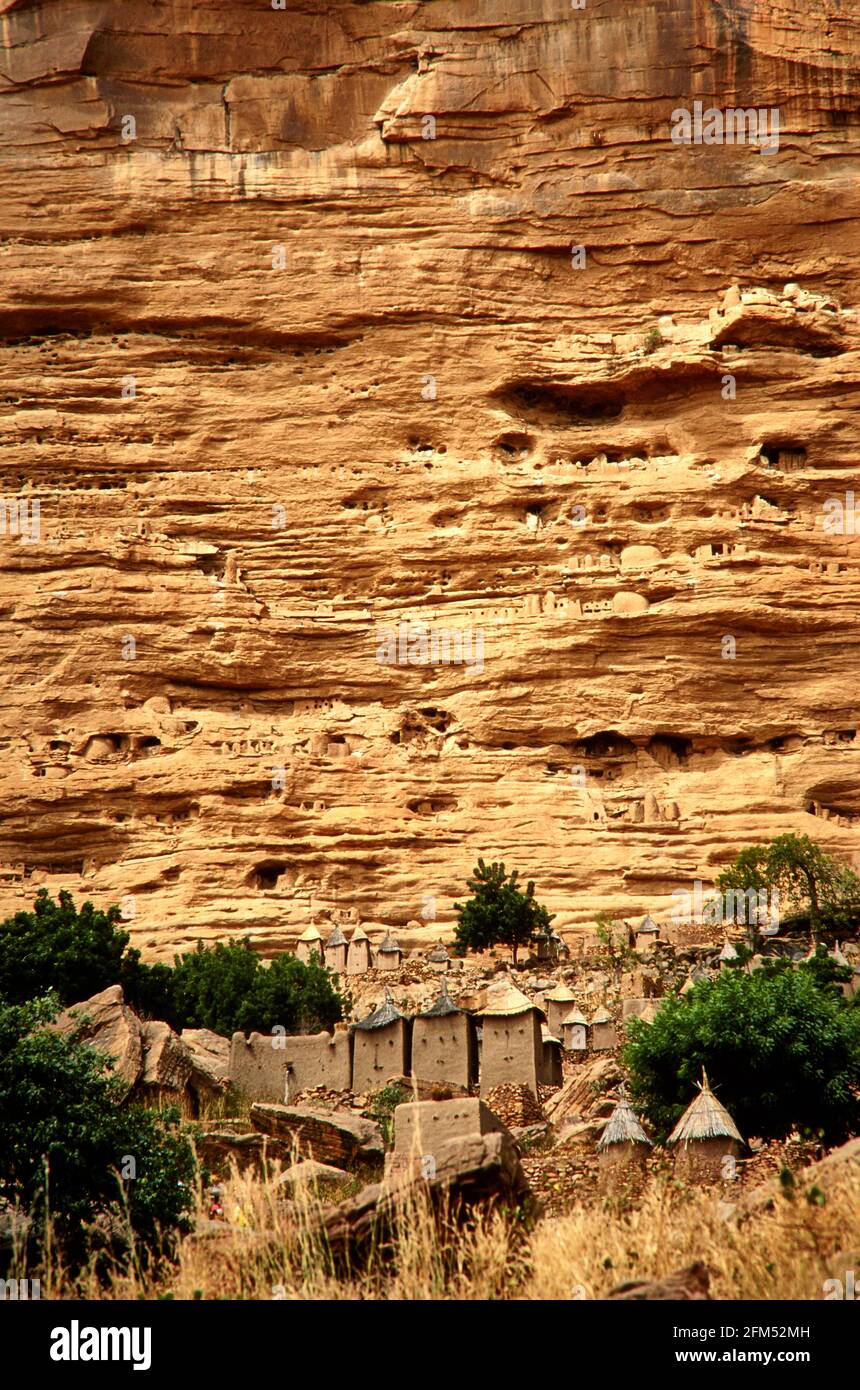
[0,997,197,1265]
[0,892,345,1037]
[453,859,554,964]
[717,833,860,942]
[623,961,860,1144]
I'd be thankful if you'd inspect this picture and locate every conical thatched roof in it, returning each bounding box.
[718,938,739,962]
[591,1006,613,1025]
[325,925,347,948]
[637,914,660,935]
[377,930,401,954]
[298,925,322,943]
[428,941,449,964]
[560,1005,588,1026]
[352,987,405,1032]
[667,1070,743,1146]
[541,1023,563,1047]
[349,925,369,942]
[480,977,542,1018]
[544,981,577,1003]
[598,1088,652,1150]
[419,979,461,1019]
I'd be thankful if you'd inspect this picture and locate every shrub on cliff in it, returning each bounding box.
[453,859,554,964]
[167,940,344,1037]
[623,961,860,1144]
[0,996,197,1266]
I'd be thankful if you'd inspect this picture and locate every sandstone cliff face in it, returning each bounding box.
[1,1,859,957]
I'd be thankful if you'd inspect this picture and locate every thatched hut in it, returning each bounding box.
[323,924,348,974]
[544,981,577,1037]
[718,938,739,970]
[351,987,410,1092]
[667,1070,744,1182]
[375,930,403,970]
[296,925,323,964]
[590,1005,617,1050]
[560,1005,588,1052]
[634,914,660,954]
[597,1087,653,1178]
[346,925,371,976]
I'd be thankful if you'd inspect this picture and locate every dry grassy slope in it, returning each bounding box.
[1,0,859,959]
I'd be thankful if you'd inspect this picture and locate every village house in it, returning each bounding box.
[667,1070,744,1182]
[634,915,660,954]
[560,1005,588,1052]
[296,925,323,964]
[351,988,411,1093]
[411,980,476,1090]
[427,941,450,973]
[324,925,348,974]
[376,930,403,971]
[597,1087,653,1180]
[346,925,371,975]
[540,1024,564,1087]
[543,980,578,1037]
[478,977,544,1098]
[590,1005,617,1050]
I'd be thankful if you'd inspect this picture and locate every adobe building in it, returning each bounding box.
[590,1006,617,1050]
[388,1097,506,1178]
[351,988,411,1094]
[346,925,371,976]
[668,1070,744,1183]
[597,1087,653,1182]
[229,1027,352,1105]
[323,924,348,974]
[634,915,660,955]
[540,1024,563,1087]
[478,977,544,1098]
[411,980,476,1090]
[296,925,323,964]
[427,941,450,973]
[560,1005,588,1052]
[544,981,577,1037]
[376,930,403,971]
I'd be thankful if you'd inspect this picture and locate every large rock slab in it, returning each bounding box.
[140,1020,192,1094]
[249,1104,384,1167]
[181,1028,231,1104]
[319,1130,530,1270]
[52,985,143,1092]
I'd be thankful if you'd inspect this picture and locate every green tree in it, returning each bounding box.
[168,939,344,1036]
[453,859,554,964]
[717,833,860,945]
[623,963,860,1144]
[0,889,135,1008]
[0,996,197,1266]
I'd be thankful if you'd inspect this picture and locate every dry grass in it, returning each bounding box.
[26,1154,860,1302]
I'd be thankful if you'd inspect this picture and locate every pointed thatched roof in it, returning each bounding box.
[377,930,402,955]
[590,1006,613,1025]
[349,925,369,943]
[544,981,577,1003]
[598,1088,653,1150]
[718,938,739,962]
[298,925,323,943]
[480,977,542,1018]
[541,1023,563,1047]
[419,979,461,1019]
[325,925,347,948]
[428,941,449,964]
[560,1005,588,1027]
[637,914,660,935]
[667,1070,743,1146]
[352,987,405,1032]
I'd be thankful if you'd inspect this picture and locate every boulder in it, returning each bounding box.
[196,1129,291,1177]
[140,1020,192,1094]
[319,1129,530,1270]
[249,1103,384,1167]
[52,984,142,1091]
[181,1027,231,1103]
[276,1159,348,1190]
[607,1261,713,1300]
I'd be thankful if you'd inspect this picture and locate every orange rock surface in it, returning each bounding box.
[1,1,859,958]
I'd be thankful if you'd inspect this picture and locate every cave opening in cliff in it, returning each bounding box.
[248,861,287,891]
[759,442,808,471]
